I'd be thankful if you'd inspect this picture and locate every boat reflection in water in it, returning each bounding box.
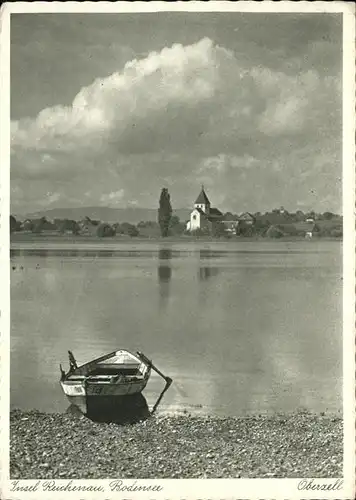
[67,393,151,424]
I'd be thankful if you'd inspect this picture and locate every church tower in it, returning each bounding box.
[194,186,210,214]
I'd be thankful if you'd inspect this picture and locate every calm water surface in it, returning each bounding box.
[10,241,342,416]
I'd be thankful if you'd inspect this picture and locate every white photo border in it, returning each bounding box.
[1,2,355,499]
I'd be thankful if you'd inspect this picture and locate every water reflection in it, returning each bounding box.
[198,266,220,281]
[199,249,215,259]
[67,393,150,425]
[10,242,342,417]
[198,249,220,282]
[158,248,172,309]
[11,248,51,258]
[10,249,118,258]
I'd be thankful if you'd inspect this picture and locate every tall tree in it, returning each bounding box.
[10,215,17,233]
[158,188,172,237]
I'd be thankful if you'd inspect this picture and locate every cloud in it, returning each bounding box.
[100,189,125,205]
[44,192,61,205]
[252,68,334,136]
[12,38,338,157]
[10,37,341,214]
[12,38,225,153]
[199,154,260,175]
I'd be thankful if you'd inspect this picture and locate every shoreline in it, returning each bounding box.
[10,408,343,479]
[10,235,342,252]
[11,233,342,243]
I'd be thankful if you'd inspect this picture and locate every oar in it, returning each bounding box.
[137,351,173,413]
[140,352,187,397]
[59,364,66,381]
[151,378,172,414]
[68,350,78,370]
[137,351,172,384]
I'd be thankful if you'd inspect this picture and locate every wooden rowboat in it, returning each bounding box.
[60,349,172,416]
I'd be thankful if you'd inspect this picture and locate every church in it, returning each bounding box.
[186,187,224,232]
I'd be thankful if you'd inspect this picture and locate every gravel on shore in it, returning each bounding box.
[10,409,342,479]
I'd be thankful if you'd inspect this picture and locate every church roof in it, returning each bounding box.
[195,188,210,205]
[209,207,223,218]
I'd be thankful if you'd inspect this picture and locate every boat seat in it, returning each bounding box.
[89,366,139,376]
[87,374,112,379]
[67,375,86,380]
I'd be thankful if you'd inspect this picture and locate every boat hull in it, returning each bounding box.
[61,378,149,413]
[65,395,88,414]
[86,378,149,397]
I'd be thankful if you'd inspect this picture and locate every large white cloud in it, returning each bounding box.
[12,38,226,152]
[12,38,338,155]
[11,37,341,213]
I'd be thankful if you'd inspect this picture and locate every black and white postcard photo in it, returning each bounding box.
[0,1,355,499]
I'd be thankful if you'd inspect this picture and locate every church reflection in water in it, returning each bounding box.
[157,248,172,309]
[198,249,220,281]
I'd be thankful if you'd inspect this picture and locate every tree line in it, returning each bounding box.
[10,189,342,238]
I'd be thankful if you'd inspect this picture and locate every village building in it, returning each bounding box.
[222,219,239,234]
[186,187,224,232]
[235,212,256,236]
[78,217,101,235]
[238,212,255,226]
[21,217,56,233]
[294,221,319,239]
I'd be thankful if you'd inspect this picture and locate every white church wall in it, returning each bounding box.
[190,209,201,231]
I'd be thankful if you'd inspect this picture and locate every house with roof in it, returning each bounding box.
[237,212,255,226]
[78,216,101,235]
[21,219,34,232]
[186,187,224,233]
[21,217,57,233]
[294,221,319,239]
[235,212,257,236]
[222,216,238,233]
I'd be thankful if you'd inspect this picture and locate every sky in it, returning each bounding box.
[10,12,343,215]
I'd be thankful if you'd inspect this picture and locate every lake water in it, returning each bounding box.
[10,240,342,417]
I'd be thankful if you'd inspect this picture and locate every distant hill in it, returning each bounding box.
[17,206,191,225]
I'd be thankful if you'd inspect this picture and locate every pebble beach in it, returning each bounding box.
[10,409,342,479]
